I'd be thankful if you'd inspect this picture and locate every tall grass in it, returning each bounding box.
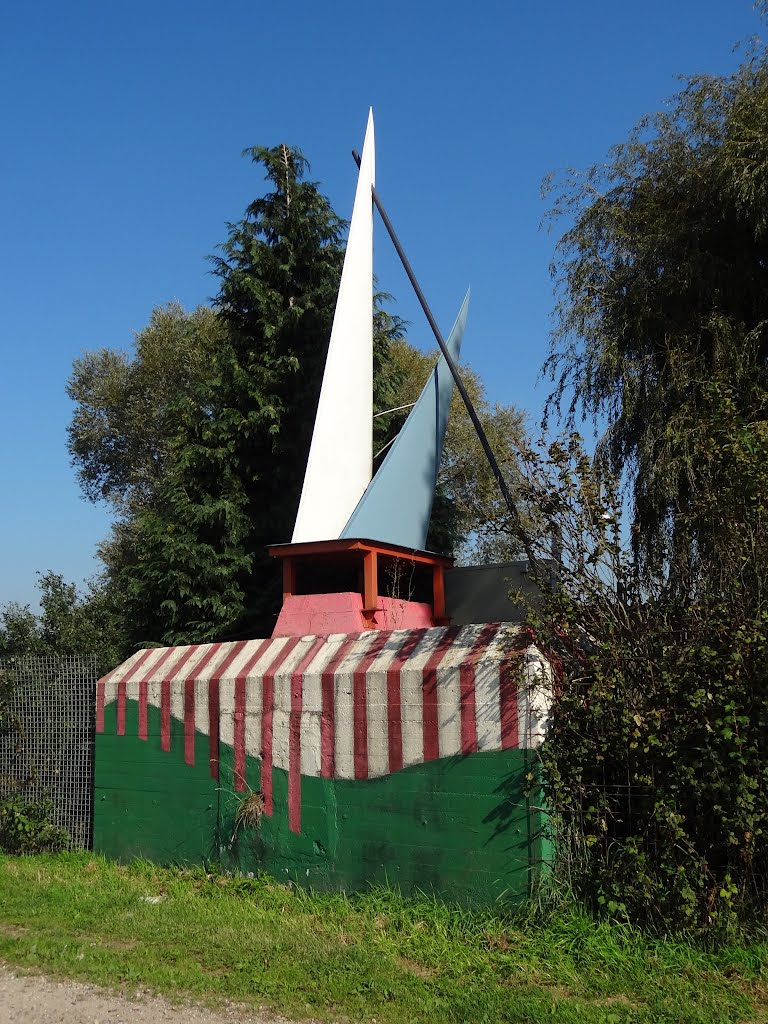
[0,853,766,1023]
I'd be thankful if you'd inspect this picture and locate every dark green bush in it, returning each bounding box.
[509,379,768,937]
[0,797,70,855]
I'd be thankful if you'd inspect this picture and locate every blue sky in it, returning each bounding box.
[0,0,762,608]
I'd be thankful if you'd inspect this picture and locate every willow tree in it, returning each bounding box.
[545,41,768,581]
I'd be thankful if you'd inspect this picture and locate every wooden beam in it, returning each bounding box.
[363,549,378,622]
[283,558,296,601]
[268,537,453,568]
[432,564,448,624]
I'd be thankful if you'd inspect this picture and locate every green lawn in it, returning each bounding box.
[0,853,766,1023]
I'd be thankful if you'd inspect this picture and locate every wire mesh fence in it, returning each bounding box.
[0,655,96,849]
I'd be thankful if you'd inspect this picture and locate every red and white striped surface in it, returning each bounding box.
[97,624,550,834]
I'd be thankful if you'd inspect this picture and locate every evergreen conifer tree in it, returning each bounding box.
[118,146,346,643]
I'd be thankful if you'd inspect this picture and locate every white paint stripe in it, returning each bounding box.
[398,630,440,769]
[143,649,188,711]
[218,640,274,683]
[165,645,207,726]
[147,678,162,713]
[520,648,552,749]
[301,636,346,712]
[272,710,290,773]
[142,646,188,684]
[272,637,317,713]
[192,644,235,737]
[365,666,389,778]
[475,660,502,752]
[363,631,409,777]
[102,674,119,710]
[194,677,209,739]
[436,665,460,759]
[299,638,344,777]
[174,644,214,682]
[124,675,139,710]
[300,708,322,777]
[334,631,378,780]
[437,625,484,758]
[219,678,235,750]
[244,674,263,762]
[517,657,530,750]
[104,648,169,708]
[218,640,286,751]
[170,675,185,726]
[271,638,319,773]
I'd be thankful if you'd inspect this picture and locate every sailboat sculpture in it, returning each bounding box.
[292,111,375,543]
[292,109,469,552]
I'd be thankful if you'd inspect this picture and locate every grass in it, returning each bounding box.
[0,854,767,1023]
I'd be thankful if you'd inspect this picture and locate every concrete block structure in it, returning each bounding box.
[94,623,551,903]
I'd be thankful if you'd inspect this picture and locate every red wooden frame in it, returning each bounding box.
[268,538,453,626]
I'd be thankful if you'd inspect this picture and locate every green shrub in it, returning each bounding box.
[508,386,768,937]
[0,797,70,855]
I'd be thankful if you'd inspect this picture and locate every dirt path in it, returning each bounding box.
[0,964,308,1024]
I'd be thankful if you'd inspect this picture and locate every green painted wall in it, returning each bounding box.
[95,700,551,905]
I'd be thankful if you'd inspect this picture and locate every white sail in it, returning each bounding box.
[292,109,375,542]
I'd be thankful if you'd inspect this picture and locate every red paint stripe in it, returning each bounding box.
[499,649,521,750]
[421,628,462,762]
[288,638,326,834]
[459,625,500,754]
[181,644,225,767]
[139,679,148,740]
[117,685,125,736]
[234,675,246,789]
[158,645,198,752]
[161,679,171,752]
[233,640,272,792]
[352,632,391,780]
[184,678,196,765]
[137,645,177,681]
[207,641,249,780]
[186,643,224,680]
[261,637,301,815]
[116,648,158,737]
[135,645,180,743]
[385,630,428,773]
[320,635,360,778]
[96,679,105,733]
[96,664,121,734]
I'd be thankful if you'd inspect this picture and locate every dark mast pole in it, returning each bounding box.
[353,149,519,524]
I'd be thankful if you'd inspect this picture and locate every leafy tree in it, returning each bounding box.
[67,304,227,515]
[0,572,126,675]
[544,37,768,577]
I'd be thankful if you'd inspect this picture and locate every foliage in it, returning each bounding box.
[74,150,339,644]
[2,854,767,1021]
[0,666,19,745]
[0,799,70,855]
[0,572,126,676]
[67,304,227,516]
[543,41,768,575]
[507,372,768,936]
